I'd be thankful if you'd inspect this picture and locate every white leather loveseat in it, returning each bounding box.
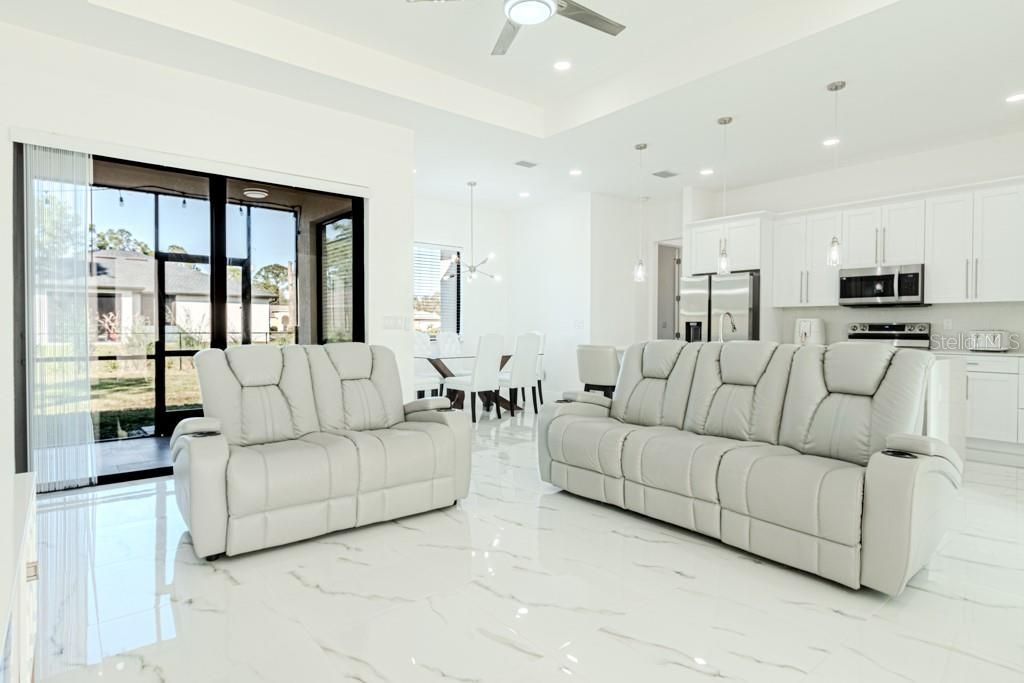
[170,343,471,560]
[539,341,962,596]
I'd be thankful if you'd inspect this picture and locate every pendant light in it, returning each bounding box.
[825,80,846,267]
[632,143,648,283]
[461,181,500,283]
[717,116,733,275]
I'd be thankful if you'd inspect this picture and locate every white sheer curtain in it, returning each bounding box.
[24,144,97,492]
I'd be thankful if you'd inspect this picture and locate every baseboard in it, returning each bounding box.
[965,438,1024,468]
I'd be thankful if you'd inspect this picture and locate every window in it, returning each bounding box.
[413,242,461,337]
[319,211,364,343]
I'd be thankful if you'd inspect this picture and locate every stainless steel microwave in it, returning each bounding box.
[838,264,925,306]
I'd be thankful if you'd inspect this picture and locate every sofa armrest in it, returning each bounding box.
[561,391,612,409]
[404,408,472,500]
[860,442,961,596]
[169,417,222,452]
[405,397,452,415]
[537,399,612,483]
[172,432,230,559]
[886,433,963,475]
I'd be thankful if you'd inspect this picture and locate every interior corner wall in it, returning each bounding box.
[507,194,592,397]
[0,19,419,487]
[413,196,510,347]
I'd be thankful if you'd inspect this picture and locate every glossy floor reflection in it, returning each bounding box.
[36,412,1024,682]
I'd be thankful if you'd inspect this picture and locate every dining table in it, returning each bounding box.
[414,352,543,413]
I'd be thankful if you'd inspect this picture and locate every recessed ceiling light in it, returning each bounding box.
[553,60,572,72]
[822,137,841,147]
[504,0,556,26]
[519,191,531,198]
[569,169,583,176]
[1007,92,1024,103]
[699,168,715,176]
[242,188,269,199]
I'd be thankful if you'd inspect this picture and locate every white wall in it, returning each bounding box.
[413,197,510,346]
[507,194,592,397]
[696,132,1024,343]
[0,23,418,486]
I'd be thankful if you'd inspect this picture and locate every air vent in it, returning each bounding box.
[652,170,679,179]
[515,160,538,168]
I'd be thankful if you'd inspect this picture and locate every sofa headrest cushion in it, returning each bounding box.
[824,342,895,396]
[720,341,778,386]
[225,345,283,387]
[323,343,374,380]
[642,341,685,379]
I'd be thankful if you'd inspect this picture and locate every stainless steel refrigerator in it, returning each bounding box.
[679,271,760,342]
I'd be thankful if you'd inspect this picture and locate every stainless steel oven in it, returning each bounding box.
[838,264,924,306]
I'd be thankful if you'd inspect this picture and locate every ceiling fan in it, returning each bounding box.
[407,0,626,55]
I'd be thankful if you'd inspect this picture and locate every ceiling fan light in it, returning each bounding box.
[504,0,556,25]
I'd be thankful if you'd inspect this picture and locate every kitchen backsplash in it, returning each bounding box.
[769,301,1024,349]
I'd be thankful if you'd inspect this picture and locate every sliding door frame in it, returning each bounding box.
[315,200,365,344]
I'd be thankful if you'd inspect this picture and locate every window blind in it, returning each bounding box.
[413,242,460,337]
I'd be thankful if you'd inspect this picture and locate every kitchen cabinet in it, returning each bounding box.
[974,185,1024,302]
[879,200,925,265]
[841,206,881,268]
[687,216,763,275]
[925,193,974,303]
[771,213,840,307]
[965,359,1019,443]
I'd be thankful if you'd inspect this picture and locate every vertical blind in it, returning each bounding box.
[413,242,460,336]
[24,144,97,491]
[320,216,355,342]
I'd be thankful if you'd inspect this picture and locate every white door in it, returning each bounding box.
[690,224,723,275]
[880,200,925,265]
[966,372,1019,442]
[724,219,761,271]
[842,206,882,268]
[973,185,1024,302]
[805,212,842,306]
[771,217,806,307]
[925,193,974,303]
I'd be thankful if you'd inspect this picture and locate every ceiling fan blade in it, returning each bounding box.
[556,0,626,36]
[491,20,522,56]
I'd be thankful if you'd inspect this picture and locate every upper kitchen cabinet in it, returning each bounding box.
[842,201,924,268]
[771,212,840,308]
[685,214,764,275]
[925,192,974,303]
[974,185,1024,302]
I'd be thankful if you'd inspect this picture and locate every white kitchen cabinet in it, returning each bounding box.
[687,216,763,275]
[879,200,925,265]
[973,185,1024,302]
[772,217,806,307]
[842,206,882,268]
[805,212,841,306]
[925,193,974,303]
[966,369,1019,443]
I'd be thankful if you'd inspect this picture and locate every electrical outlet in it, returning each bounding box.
[943,319,953,331]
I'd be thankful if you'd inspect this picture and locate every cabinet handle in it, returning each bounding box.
[874,229,879,265]
[882,227,886,263]
[805,270,810,303]
[974,257,979,298]
[26,560,38,582]
[964,259,970,299]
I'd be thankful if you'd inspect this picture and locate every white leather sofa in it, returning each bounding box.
[170,343,472,560]
[539,341,962,596]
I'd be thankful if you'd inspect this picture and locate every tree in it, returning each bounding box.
[166,244,188,254]
[253,264,289,303]
[94,228,153,255]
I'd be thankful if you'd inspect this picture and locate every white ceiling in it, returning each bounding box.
[3,0,1024,209]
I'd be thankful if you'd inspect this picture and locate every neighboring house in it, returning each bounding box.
[88,249,278,345]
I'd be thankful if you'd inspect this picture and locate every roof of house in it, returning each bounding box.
[89,250,276,299]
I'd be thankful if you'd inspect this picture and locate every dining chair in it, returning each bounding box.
[577,345,621,399]
[445,333,503,423]
[499,333,543,415]
[528,330,546,405]
[414,332,443,398]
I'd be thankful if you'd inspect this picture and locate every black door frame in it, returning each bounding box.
[315,201,365,343]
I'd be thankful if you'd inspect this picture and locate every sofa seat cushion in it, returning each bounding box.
[339,422,456,493]
[621,428,763,504]
[718,447,865,546]
[227,432,359,517]
[547,416,640,478]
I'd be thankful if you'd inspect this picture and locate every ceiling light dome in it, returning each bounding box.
[504,0,556,25]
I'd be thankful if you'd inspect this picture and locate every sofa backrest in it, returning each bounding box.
[683,341,797,444]
[611,341,701,428]
[779,343,932,466]
[305,343,405,432]
[195,345,320,446]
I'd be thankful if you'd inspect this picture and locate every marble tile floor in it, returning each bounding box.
[34,412,1024,683]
